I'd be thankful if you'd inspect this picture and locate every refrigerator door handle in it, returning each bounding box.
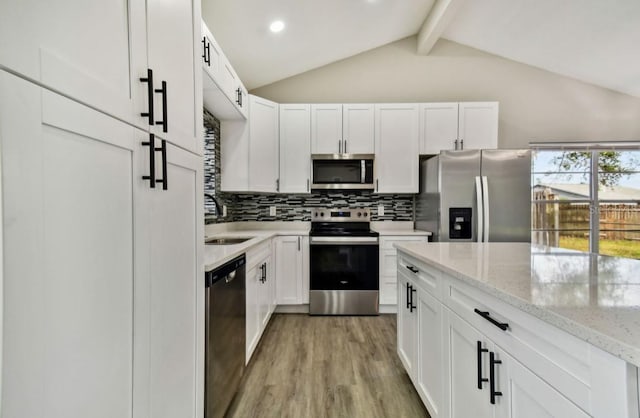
[475,176,483,243]
[482,176,490,242]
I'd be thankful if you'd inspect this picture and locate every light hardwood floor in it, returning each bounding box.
[227,314,430,418]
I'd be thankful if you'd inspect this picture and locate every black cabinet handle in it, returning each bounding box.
[141,134,156,188]
[140,69,154,125]
[236,88,243,107]
[476,341,489,389]
[202,37,210,66]
[489,352,503,404]
[155,139,167,190]
[406,265,419,274]
[410,286,416,312]
[474,309,509,331]
[406,283,411,310]
[155,81,168,133]
[461,139,464,150]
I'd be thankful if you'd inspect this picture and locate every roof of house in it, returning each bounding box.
[534,183,640,201]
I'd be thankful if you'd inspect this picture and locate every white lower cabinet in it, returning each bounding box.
[397,268,444,418]
[246,241,274,363]
[397,250,637,418]
[379,236,429,306]
[274,235,309,305]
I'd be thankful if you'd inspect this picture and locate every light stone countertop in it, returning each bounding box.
[370,221,432,237]
[203,223,310,272]
[394,242,640,368]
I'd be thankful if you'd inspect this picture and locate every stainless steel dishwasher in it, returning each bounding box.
[205,254,246,418]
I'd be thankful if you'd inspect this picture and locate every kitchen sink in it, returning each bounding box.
[205,237,252,245]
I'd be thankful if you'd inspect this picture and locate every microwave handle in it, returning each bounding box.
[344,140,347,153]
[361,160,365,184]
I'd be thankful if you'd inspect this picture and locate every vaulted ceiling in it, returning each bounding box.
[202,0,640,97]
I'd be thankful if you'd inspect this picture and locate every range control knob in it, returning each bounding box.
[320,212,325,217]
[357,212,362,217]
[364,212,368,217]
[314,212,318,217]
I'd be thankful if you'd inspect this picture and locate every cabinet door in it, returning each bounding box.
[444,309,493,418]
[279,105,311,194]
[245,263,260,362]
[416,286,444,418]
[419,103,459,154]
[143,0,199,153]
[300,236,310,304]
[201,22,222,81]
[497,351,590,418]
[137,143,202,418]
[458,102,499,150]
[396,272,417,377]
[0,0,134,124]
[0,71,136,418]
[311,104,343,154]
[343,104,375,154]
[374,104,419,193]
[249,95,279,192]
[258,258,272,329]
[274,236,304,304]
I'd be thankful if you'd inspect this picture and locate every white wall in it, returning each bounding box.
[251,37,640,149]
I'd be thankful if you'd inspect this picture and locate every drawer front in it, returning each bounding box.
[443,276,592,411]
[397,253,442,299]
[380,236,428,250]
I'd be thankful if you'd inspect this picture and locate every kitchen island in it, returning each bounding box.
[394,242,639,418]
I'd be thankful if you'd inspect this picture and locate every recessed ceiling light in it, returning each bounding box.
[270,20,285,33]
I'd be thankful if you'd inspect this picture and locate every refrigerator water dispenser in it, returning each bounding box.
[449,208,472,239]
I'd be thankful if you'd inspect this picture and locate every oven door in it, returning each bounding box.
[309,237,379,291]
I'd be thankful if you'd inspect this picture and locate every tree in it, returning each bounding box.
[552,151,637,187]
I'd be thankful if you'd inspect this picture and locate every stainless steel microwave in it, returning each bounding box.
[311,154,375,190]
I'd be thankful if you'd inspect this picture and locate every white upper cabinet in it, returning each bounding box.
[200,21,247,121]
[0,0,202,154]
[374,103,420,194]
[458,102,499,150]
[342,104,375,154]
[249,95,279,193]
[311,104,343,154]
[0,0,135,124]
[311,104,375,154]
[419,103,460,155]
[279,104,311,194]
[136,0,200,153]
[419,102,498,154]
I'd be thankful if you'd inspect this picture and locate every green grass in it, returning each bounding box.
[559,236,640,259]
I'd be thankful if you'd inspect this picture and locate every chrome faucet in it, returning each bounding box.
[205,194,223,217]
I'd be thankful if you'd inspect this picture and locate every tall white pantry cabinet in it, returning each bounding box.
[0,1,205,418]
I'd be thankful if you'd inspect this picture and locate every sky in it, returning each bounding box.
[532,150,640,189]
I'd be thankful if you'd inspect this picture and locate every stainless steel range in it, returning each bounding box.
[309,208,379,315]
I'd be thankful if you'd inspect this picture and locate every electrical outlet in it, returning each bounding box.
[378,204,385,216]
[222,205,227,217]
[269,206,276,216]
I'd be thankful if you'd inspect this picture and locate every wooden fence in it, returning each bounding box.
[532,188,640,246]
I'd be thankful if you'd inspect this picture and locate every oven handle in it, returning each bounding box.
[310,236,379,245]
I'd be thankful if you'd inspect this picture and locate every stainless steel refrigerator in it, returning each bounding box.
[415,149,531,242]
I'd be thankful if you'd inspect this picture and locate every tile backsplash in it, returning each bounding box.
[204,111,415,223]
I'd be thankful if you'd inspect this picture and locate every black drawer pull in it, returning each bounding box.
[406,283,411,310]
[474,309,509,331]
[202,37,210,66]
[489,352,503,404]
[405,265,419,273]
[476,341,488,389]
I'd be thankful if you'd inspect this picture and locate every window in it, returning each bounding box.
[531,145,640,259]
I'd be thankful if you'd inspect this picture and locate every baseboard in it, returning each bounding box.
[379,304,397,314]
[275,304,309,314]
